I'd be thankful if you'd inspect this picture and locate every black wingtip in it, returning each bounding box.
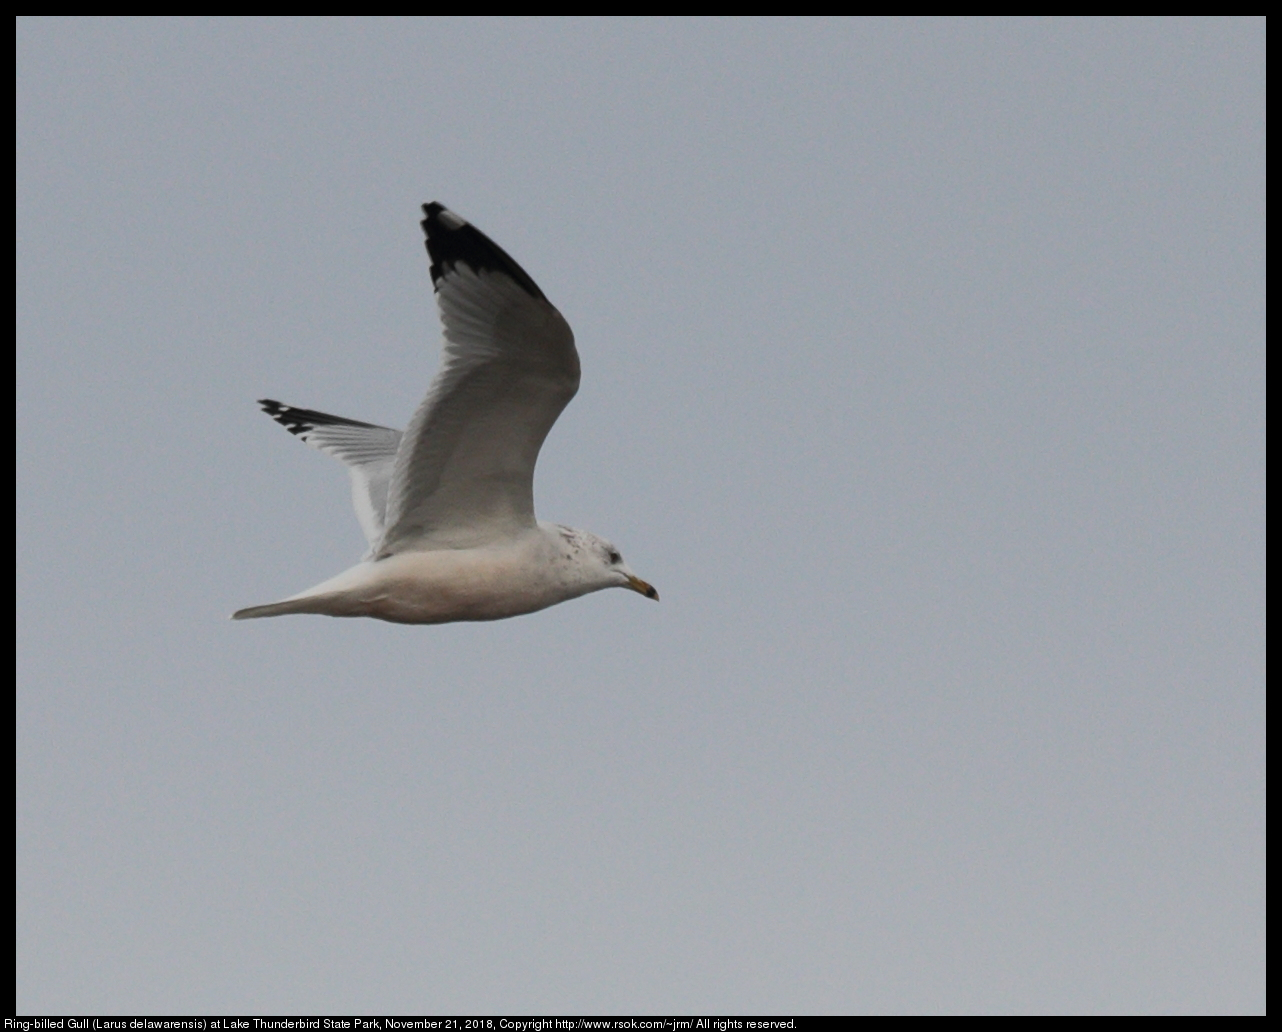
[419,202,548,302]
[258,399,313,436]
[256,399,381,436]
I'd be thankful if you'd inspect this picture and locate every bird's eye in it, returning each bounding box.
[608,550,621,564]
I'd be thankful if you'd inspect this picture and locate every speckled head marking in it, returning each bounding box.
[554,525,658,600]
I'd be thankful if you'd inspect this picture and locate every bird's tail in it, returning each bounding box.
[230,597,337,620]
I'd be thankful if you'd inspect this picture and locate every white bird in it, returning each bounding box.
[233,203,657,624]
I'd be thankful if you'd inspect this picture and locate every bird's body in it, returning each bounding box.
[235,522,641,625]
[233,203,656,625]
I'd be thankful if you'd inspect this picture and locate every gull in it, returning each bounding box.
[233,203,657,624]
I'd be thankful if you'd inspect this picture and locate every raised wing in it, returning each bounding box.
[377,203,580,555]
[258,399,402,553]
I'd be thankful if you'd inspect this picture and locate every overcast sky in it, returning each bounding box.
[16,17,1264,1015]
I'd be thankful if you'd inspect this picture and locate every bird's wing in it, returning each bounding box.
[258,399,402,552]
[377,203,580,555]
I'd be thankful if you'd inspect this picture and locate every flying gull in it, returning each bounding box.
[233,203,657,624]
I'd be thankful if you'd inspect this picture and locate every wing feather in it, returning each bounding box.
[377,205,579,555]
[257,399,401,552]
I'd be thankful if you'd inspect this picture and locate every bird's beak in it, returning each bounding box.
[626,574,659,601]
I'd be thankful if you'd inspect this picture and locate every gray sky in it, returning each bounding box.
[16,17,1264,1015]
